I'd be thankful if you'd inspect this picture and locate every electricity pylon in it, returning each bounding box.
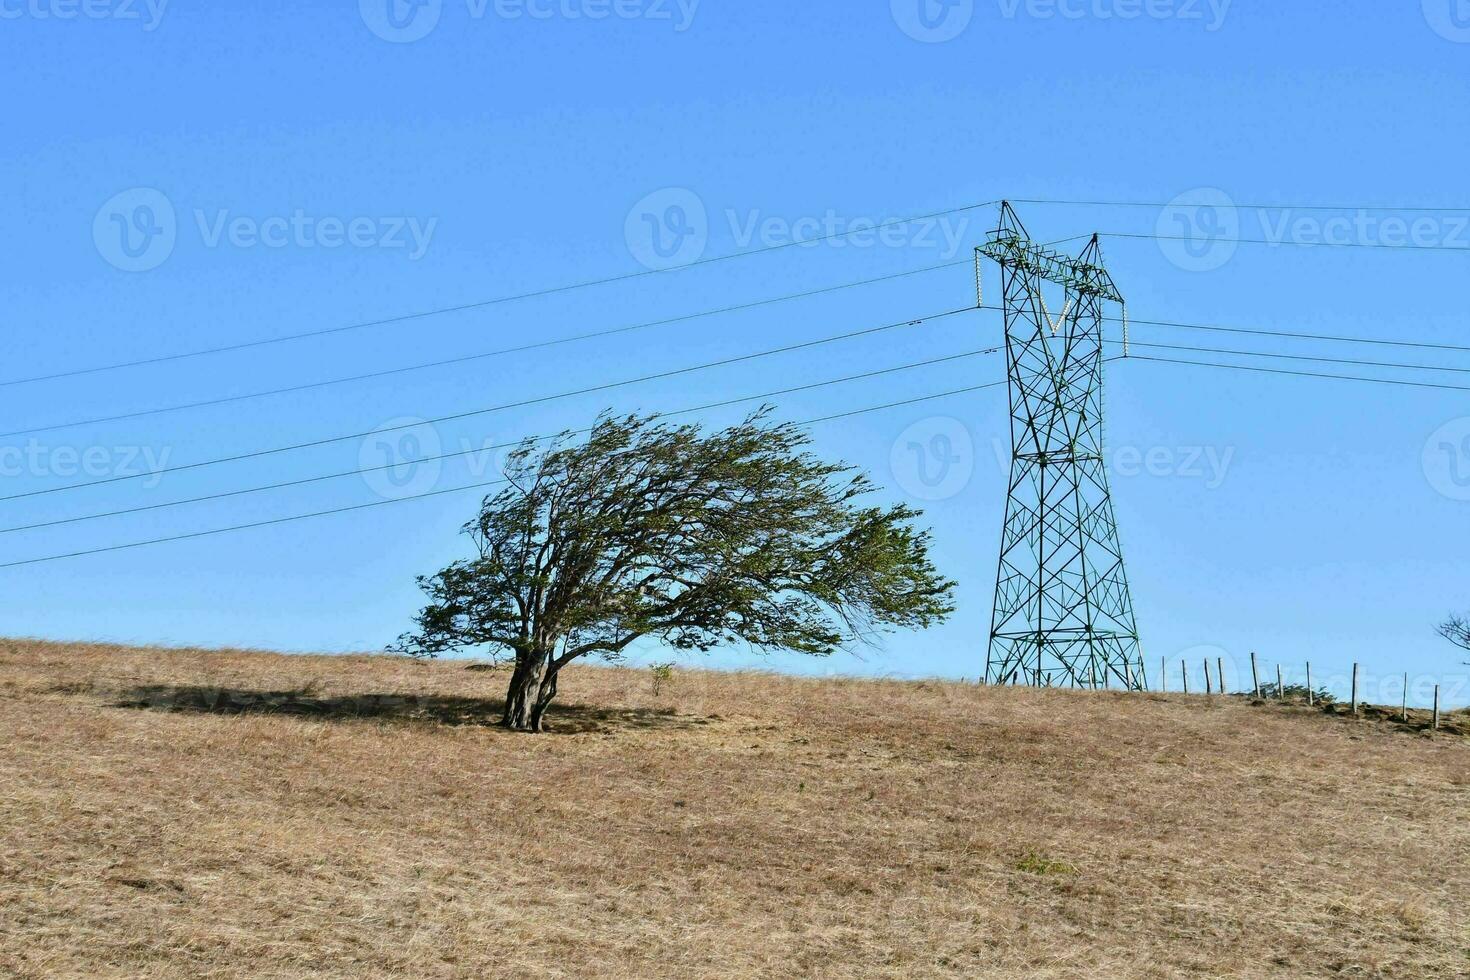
[980,202,1145,690]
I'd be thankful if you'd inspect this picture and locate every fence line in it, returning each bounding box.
[1141,654,1459,734]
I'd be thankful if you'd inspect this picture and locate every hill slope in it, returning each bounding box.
[1,639,1466,978]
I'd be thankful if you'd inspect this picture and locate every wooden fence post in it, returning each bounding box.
[1351,663,1359,717]
[1182,660,1189,695]
[1251,652,1260,698]
[1161,656,1166,692]
[1277,664,1284,699]
[1204,659,1212,695]
[1306,662,1313,706]
[1402,673,1409,723]
[1218,656,1227,695]
[1433,685,1440,731]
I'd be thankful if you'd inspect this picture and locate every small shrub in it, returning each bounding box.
[650,663,675,697]
[1015,852,1078,876]
[1234,682,1335,704]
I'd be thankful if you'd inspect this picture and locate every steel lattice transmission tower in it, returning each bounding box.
[980,202,1145,690]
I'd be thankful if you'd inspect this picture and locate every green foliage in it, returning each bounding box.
[393,407,956,677]
[1235,682,1336,704]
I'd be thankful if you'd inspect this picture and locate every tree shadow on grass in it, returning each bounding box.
[109,684,700,735]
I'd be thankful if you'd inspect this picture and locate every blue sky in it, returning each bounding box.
[2,1,1469,706]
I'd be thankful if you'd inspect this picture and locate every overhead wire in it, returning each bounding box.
[0,306,980,502]
[1106,339,1470,375]
[1,200,999,389]
[1011,196,1470,213]
[0,258,973,439]
[0,345,1005,534]
[1102,232,1470,252]
[1107,312,1470,354]
[1122,356,1470,393]
[0,379,1011,570]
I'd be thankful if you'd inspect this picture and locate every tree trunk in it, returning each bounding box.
[501,650,559,733]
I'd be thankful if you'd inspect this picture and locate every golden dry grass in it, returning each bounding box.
[1,638,1467,979]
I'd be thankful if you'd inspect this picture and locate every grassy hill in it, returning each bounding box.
[1,639,1466,978]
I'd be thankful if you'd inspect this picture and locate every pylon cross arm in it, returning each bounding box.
[977,236,1123,304]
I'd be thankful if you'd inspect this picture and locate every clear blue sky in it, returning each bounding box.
[3,1,1469,706]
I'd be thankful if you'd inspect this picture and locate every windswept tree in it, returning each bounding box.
[393,410,956,732]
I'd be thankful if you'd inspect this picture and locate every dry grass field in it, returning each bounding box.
[1,638,1467,979]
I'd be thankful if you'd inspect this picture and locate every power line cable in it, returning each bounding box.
[1106,339,1470,375]
[22,296,1465,442]
[18,284,1468,463]
[0,307,978,502]
[1012,197,1470,213]
[1124,356,1470,393]
[0,345,1003,534]
[33,329,1458,534]
[0,380,1008,570]
[0,258,972,439]
[1103,232,1470,253]
[10,193,1458,390]
[2,201,998,389]
[1108,313,1470,354]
